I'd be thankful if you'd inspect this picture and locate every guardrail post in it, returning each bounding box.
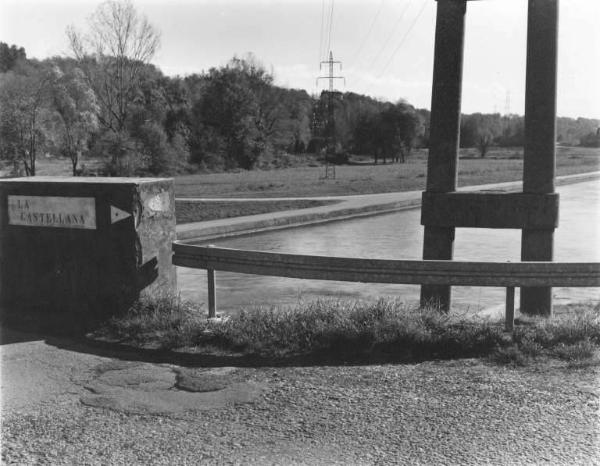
[205,244,217,318]
[505,286,515,332]
[207,268,216,318]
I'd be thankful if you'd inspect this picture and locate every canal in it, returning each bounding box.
[177,179,600,314]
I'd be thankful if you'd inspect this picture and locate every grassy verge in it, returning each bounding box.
[93,295,600,365]
[175,199,337,224]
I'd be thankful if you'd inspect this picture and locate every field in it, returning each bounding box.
[17,146,598,223]
[12,146,600,202]
[174,146,600,198]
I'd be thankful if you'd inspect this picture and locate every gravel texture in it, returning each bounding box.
[2,358,599,465]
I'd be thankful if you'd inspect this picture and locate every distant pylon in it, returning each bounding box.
[504,90,511,116]
[316,51,345,179]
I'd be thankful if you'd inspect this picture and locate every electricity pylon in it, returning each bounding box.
[317,51,345,179]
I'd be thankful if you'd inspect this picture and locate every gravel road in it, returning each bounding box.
[2,353,599,465]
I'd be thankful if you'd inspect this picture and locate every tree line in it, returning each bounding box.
[460,112,600,157]
[0,0,597,177]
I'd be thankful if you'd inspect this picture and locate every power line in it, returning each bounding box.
[322,0,333,62]
[350,0,385,66]
[327,0,335,57]
[377,0,428,78]
[368,0,413,69]
[318,0,326,64]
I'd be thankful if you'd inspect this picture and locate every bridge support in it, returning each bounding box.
[520,0,559,316]
[420,0,559,315]
[420,0,466,311]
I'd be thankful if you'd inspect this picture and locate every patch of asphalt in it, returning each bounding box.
[175,171,600,241]
[81,362,265,415]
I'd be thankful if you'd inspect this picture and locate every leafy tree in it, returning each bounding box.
[191,56,277,169]
[580,129,600,148]
[496,115,524,147]
[49,65,99,175]
[0,61,54,175]
[351,112,379,157]
[557,117,600,146]
[460,113,503,157]
[162,76,192,141]
[0,42,26,72]
[375,104,414,163]
[387,103,421,162]
[269,88,312,154]
[352,102,420,164]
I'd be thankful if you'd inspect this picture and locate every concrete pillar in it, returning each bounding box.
[420,0,467,311]
[520,0,559,316]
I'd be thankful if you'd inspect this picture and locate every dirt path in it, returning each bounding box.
[2,327,598,465]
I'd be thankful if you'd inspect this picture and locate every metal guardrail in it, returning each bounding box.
[172,241,600,330]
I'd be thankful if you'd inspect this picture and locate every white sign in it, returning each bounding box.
[110,205,132,224]
[8,195,96,229]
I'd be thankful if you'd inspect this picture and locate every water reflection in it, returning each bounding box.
[177,180,600,313]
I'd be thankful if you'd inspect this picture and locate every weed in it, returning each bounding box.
[552,338,596,361]
[493,345,531,367]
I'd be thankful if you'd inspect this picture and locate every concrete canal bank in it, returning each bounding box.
[175,171,600,241]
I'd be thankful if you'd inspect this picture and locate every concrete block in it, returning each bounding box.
[0,177,176,327]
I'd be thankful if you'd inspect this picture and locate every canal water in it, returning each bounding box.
[177,179,600,314]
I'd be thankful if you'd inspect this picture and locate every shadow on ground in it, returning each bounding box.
[0,305,511,369]
[0,326,45,345]
[2,315,484,369]
[40,328,499,369]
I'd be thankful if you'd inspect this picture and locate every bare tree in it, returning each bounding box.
[67,0,160,170]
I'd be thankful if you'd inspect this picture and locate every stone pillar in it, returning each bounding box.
[520,0,559,316]
[420,0,467,311]
[0,177,176,330]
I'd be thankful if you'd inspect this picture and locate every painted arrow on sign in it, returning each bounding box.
[110,205,132,224]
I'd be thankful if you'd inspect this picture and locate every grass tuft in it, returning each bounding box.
[552,338,596,362]
[95,295,600,364]
[98,293,210,349]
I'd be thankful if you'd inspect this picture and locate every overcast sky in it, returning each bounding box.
[1,0,598,119]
